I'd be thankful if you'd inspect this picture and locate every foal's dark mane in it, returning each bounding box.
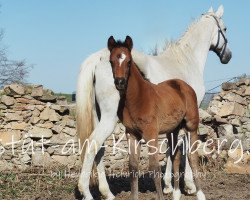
[114,40,149,82]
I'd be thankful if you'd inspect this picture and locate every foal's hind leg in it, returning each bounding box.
[127,133,141,200]
[167,132,182,200]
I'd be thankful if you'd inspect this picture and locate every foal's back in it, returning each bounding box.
[152,78,198,133]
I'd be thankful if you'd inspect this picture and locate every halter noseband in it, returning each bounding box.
[211,15,228,58]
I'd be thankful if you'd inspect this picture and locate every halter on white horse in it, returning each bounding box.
[76,5,231,200]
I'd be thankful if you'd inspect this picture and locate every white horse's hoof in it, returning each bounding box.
[197,190,206,200]
[83,198,94,200]
[105,193,115,200]
[163,186,173,194]
[187,187,196,195]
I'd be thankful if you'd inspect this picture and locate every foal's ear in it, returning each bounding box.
[108,36,116,51]
[125,36,133,51]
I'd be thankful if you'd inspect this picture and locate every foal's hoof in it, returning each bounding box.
[163,187,173,194]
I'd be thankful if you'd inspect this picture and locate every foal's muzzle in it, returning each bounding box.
[114,78,126,90]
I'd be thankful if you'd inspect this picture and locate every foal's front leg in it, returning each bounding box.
[127,133,141,200]
[146,135,164,200]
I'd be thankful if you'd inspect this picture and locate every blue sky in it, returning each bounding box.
[1,1,249,93]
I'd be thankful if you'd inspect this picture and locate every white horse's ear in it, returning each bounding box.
[208,6,214,13]
[216,5,224,18]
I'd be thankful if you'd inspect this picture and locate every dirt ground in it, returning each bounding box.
[0,166,249,200]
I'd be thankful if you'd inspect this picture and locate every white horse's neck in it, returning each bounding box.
[163,16,216,75]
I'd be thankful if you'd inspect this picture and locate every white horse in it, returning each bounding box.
[77,5,232,200]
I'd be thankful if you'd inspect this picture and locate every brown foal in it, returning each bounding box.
[108,36,205,200]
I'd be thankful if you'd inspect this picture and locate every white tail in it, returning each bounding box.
[76,50,107,185]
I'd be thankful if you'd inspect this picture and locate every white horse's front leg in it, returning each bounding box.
[78,116,118,200]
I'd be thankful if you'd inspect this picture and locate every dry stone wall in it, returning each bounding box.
[0,84,79,171]
[0,77,250,174]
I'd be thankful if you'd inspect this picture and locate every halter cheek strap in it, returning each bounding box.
[211,15,228,57]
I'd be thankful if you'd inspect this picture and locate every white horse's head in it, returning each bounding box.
[206,5,232,64]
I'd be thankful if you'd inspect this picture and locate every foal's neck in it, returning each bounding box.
[124,61,149,109]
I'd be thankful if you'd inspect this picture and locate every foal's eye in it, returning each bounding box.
[224,27,227,32]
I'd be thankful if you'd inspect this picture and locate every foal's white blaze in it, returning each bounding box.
[119,53,126,66]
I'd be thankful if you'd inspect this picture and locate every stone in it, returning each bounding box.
[218,102,245,117]
[0,103,7,109]
[20,153,31,164]
[47,146,55,155]
[214,115,228,124]
[5,113,24,122]
[63,127,76,136]
[50,133,77,145]
[223,92,245,105]
[0,130,22,147]
[15,97,30,104]
[56,96,68,105]
[40,94,57,102]
[221,82,237,91]
[35,105,44,111]
[36,122,54,129]
[65,118,76,128]
[51,104,69,114]
[52,125,64,134]
[245,86,250,96]
[4,84,25,96]
[51,155,72,166]
[207,100,223,115]
[40,106,60,122]
[32,108,41,117]
[198,124,210,135]
[218,124,234,137]
[31,85,43,98]
[199,109,212,122]
[11,122,29,130]
[1,95,15,106]
[243,123,250,132]
[231,118,242,127]
[39,106,50,120]
[49,109,60,122]
[30,116,40,124]
[224,158,250,174]
[32,152,51,167]
[28,126,53,139]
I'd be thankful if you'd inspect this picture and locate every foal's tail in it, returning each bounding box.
[76,50,107,185]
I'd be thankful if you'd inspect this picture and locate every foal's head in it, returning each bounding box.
[108,36,133,91]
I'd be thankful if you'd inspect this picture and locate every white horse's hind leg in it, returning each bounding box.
[183,135,196,194]
[78,115,118,200]
[163,155,174,194]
